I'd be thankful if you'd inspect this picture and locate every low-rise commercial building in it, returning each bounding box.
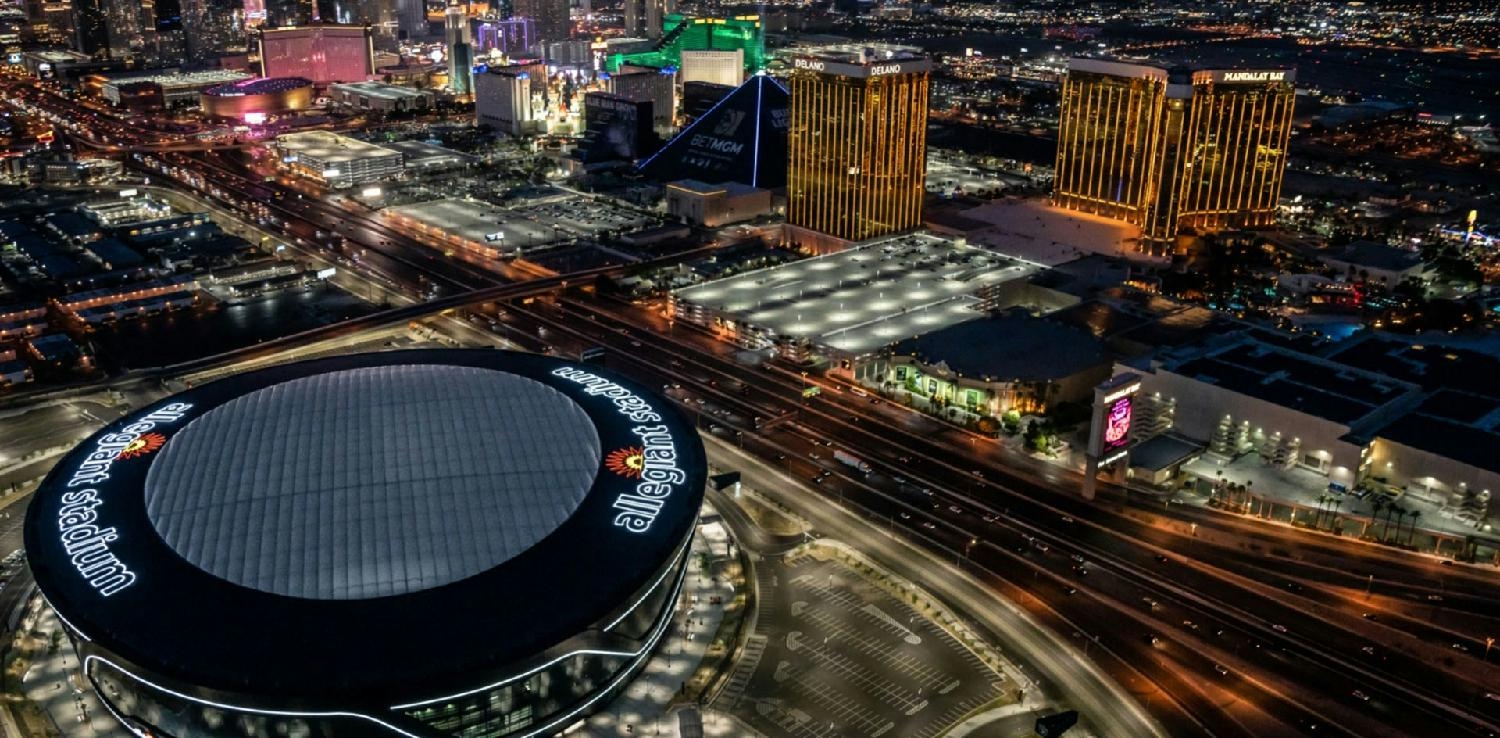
[1123,331,1500,529]
[99,69,254,107]
[1316,240,1428,287]
[664,180,770,227]
[273,131,403,188]
[861,314,1111,423]
[329,81,436,112]
[670,233,1036,359]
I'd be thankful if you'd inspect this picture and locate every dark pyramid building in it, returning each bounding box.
[637,74,789,188]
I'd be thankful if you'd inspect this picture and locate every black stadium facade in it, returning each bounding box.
[24,350,707,738]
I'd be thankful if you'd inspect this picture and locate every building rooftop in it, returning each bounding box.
[959,198,1149,266]
[673,233,1037,356]
[1128,432,1203,473]
[102,69,254,90]
[1165,336,1414,426]
[1325,334,1500,401]
[274,131,399,164]
[1320,241,1425,273]
[382,140,475,168]
[797,43,927,65]
[890,314,1108,382]
[666,179,763,196]
[330,80,435,101]
[144,364,601,600]
[385,198,561,255]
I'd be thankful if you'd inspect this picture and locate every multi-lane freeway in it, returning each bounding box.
[492,295,1500,738]
[11,73,1500,738]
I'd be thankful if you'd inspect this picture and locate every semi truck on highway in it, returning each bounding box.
[833,450,871,475]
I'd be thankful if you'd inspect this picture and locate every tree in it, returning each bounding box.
[1406,510,1422,547]
[1001,409,1022,435]
[1370,497,1387,539]
[1386,504,1406,544]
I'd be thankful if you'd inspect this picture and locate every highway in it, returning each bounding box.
[12,73,1500,736]
[501,295,1500,738]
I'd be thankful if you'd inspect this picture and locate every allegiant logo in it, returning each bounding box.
[551,368,685,534]
[54,402,192,597]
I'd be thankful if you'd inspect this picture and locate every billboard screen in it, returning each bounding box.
[1101,395,1131,453]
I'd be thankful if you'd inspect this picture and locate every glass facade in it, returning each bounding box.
[787,61,929,242]
[1053,61,1295,251]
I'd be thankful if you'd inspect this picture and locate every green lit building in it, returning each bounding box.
[606,14,764,74]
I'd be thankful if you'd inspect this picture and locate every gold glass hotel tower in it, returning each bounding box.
[787,45,931,243]
[1053,59,1295,250]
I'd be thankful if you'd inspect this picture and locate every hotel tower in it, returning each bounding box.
[1053,58,1295,251]
[787,44,930,244]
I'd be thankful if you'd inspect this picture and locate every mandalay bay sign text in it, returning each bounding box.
[56,402,193,597]
[1218,70,1289,83]
[552,368,686,534]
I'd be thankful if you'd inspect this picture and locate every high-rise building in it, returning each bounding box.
[150,0,187,62]
[71,0,109,56]
[258,24,374,84]
[787,45,930,243]
[24,0,75,46]
[606,13,762,76]
[444,3,471,94]
[103,0,146,56]
[680,49,742,87]
[1053,58,1296,250]
[474,64,534,136]
[579,91,654,164]
[472,16,532,55]
[511,0,566,45]
[623,0,672,39]
[395,0,425,38]
[607,64,674,131]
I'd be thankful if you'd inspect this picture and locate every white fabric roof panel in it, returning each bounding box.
[142,365,601,600]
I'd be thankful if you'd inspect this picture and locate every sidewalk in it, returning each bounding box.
[1181,454,1488,558]
[18,602,126,738]
[578,510,736,738]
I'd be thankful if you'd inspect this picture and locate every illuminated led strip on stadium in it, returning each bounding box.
[83,565,686,738]
[83,655,426,738]
[392,540,689,710]
[603,537,691,632]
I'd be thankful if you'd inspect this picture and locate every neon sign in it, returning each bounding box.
[57,402,192,597]
[551,368,685,534]
[1221,71,1285,82]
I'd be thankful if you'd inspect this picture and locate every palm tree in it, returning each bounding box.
[1406,510,1422,547]
[1312,495,1328,527]
[1370,497,1387,539]
[1387,505,1407,544]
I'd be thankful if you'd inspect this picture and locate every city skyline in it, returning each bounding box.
[0,2,1496,738]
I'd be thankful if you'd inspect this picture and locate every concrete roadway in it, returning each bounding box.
[523,298,1500,737]
[703,437,1166,738]
[569,296,1500,653]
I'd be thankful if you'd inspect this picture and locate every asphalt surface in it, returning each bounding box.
[511,295,1500,738]
[731,555,1007,738]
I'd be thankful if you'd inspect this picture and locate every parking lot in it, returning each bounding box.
[511,199,656,236]
[721,555,1005,738]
